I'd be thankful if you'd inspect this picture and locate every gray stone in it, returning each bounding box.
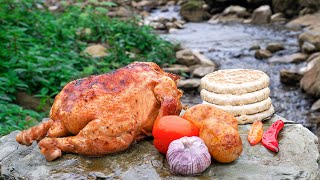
[307,52,320,62]
[173,21,184,29]
[193,51,216,66]
[132,0,158,11]
[1,115,319,179]
[302,41,317,54]
[249,44,261,50]
[222,5,249,18]
[177,78,201,90]
[192,65,216,77]
[251,5,272,24]
[266,42,285,53]
[162,64,191,75]
[176,49,200,66]
[271,13,286,23]
[168,28,179,34]
[269,53,308,63]
[301,57,320,97]
[180,0,209,22]
[299,32,320,52]
[208,14,244,24]
[287,13,320,34]
[280,69,303,85]
[255,49,272,59]
[149,22,166,30]
[311,99,320,112]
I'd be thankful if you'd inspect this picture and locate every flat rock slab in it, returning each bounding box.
[1,115,319,180]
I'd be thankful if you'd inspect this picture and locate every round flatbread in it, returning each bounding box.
[236,105,275,124]
[202,97,272,116]
[201,69,270,95]
[201,87,270,106]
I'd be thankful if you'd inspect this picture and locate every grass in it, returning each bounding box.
[0,0,177,136]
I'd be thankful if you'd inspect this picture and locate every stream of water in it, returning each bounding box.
[149,8,317,133]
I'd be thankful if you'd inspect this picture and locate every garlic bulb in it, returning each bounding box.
[166,136,211,176]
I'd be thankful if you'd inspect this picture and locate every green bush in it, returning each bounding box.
[0,0,176,136]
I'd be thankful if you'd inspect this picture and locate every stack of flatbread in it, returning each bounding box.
[200,69,275,124]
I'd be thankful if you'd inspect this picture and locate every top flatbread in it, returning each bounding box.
[201,69,270,95]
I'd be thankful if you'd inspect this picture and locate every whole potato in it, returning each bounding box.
[182,104,238,130]
[200,117,242,163]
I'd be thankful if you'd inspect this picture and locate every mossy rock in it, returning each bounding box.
[180,0,210,22]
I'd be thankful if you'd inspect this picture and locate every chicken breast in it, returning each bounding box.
[16,62,183,161]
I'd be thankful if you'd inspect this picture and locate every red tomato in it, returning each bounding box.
[152,115,199,154]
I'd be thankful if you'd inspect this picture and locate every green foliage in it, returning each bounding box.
[0,0,176,136]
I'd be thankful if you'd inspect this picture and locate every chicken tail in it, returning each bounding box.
[16,118,53,146]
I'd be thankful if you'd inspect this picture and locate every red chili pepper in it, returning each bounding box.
[261,120,284,153]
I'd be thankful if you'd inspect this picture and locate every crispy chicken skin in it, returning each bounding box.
[16,62,183,161]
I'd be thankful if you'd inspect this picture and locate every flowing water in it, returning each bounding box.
[148,8,318,133]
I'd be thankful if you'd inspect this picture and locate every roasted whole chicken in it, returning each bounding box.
[16,62,183,161]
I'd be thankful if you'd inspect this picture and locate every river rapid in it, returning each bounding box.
[148,7,317,133]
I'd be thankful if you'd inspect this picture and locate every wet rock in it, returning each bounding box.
[222,5,249,18]
[311,99,320,112]
[160,6,169,12]
[302,42,317,54]
[180,0,210,22]
[132,0,158,11]
[165,22,175,29]
[298,32,320,52]
[249,44,261,50]
[178,78,201,90]
[162,64,191,75]
[266,42,285,53]
[287,13,320,34]
[301,57,320,97]
[149,22,166,30]
[307,52,320,62]
[280,70,303,85]
[255,49,272,59]
[169,28,179,33]
[251,5,272,24]
[176,49,200,66]
[273,0,320,17]
[300,55,320,74]
[84,44,108,58]
[192,65,217,77]
[269,53,308,63]
[271,12,286,23]
[1,115,319,179]
[173,21,184,29]
[208,14,244,24]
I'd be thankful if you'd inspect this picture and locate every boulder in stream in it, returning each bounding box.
[280,69,303,85]
[301,57,320,97]
[255,49,272,59]
[1,115,319,179]
[266,42,285,53]
[269,53,308,63]
[180,0,210,22]
[251,5,272,24]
